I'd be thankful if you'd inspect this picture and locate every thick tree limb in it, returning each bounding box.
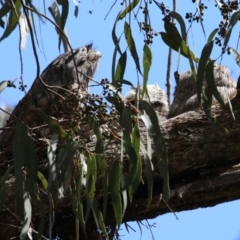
[123,90,240,222]
[1,91,240,238]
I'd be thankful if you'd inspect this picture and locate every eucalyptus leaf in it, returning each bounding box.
[0,80,9,94]
[114,51,127,88]
[0,0,21,42]
[170,11,187,41]
[143,44,152,96]
[124,22,142,75]
[119,0,139,19]
[20,192,32,240]
[109,160,122,227]
[197,41,214,103]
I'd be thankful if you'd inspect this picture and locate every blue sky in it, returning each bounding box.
[0,1,240,239]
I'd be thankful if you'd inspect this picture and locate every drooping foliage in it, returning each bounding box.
[0,0,240,239]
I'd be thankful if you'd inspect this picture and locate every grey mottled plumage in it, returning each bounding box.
[0,44,101,149]
[168,64,237,118]
[125,84,169,122]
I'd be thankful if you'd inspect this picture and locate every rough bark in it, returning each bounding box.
[122,89,240,222]
[1,90,240,239]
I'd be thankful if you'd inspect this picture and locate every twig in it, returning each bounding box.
[104,0,117,20]
[20,0,40,80]
[21,4,82,87]
[10,0,26,94]
[158,194,178,220]
[0,108,13,117]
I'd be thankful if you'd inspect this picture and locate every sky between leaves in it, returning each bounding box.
[0,0,240,239]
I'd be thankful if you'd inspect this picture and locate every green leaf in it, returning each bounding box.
[121,107,132,139]
[13,123,29,219]
[36,195,46,240]
[86,154,97,204]
[36,109,68,138]
[105,94,124,114]
[121,79,134,87]
[197,41,214,103]
[112,45,119,83]
[88,117,103,154]
[158,151,170,200]
[188,48,197,81]
[205,60,225,106]
[143,44,152,95]
[128,126,141,202]
[85,195,91,223]
[109,160,122,227]
[47,134,58,190]
[56,141,78,188]
[203,108,229,134]
[0,166,13,211]
[37,171,48,190]
[0,0,21,42]
[29,10,40,49]
[119,0,139,19]
[230,47,240,66]
[121,172,128,219]
[202,63,229,135]
[124,21,142,75]
[121,107,133,162]
[0,0,18,28]
[140,142,153,207]
[207,28,219,43]
[13,123,29,166]
[62,160,74,193]
[139,100,170,200]
[0,80,9,94]
[162,21,199,62]
[170,11,187,41]
[49,1,61,29]
[13,121,38,198]
[202,82,213,110]
[56,0,69,50]
[101,166,108,219]
[72,170,87,239]
[91,198,108,238]
[114,51,127,87]
[0,185,6,213]
[88,117,108,218]
[122,146,138,191]
[225,11,240,47]
[160,32,197,61]
[25,136,38,192]
[140,112,154,136]
[0,166,14,185]
[20,192,32,240]
[139,100,162,146]
[72,171,87,239]
[164,20,182,43]
[112,12,122,55]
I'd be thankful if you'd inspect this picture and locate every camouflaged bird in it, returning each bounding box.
[168,64,237,118]
[125,84,169,123]
[0,44,101,156]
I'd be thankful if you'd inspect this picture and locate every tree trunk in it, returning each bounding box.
[1,90,240,239]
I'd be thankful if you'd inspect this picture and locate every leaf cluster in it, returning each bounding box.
[1,0,240,239]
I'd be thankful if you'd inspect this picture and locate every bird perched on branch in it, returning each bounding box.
[168,64,237,118]
[0,44,102,151]
[125,84,169,122]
